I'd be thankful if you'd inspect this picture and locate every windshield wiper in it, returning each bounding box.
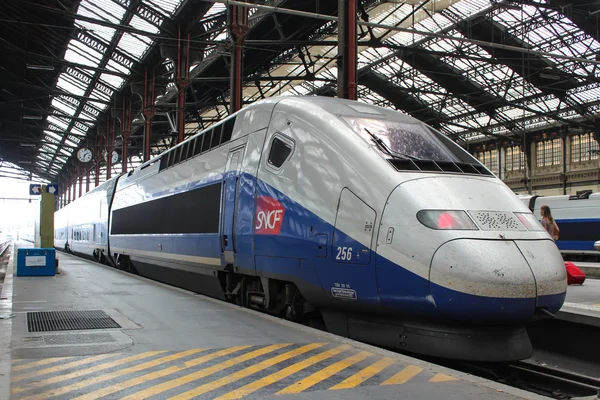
[364,128,422,161]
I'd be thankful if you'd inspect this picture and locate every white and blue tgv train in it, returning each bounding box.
[519,191,600,259]
[55,96,567,361]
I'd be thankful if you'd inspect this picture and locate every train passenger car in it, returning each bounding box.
[57,97,567,361]
[519,191,600,259]
[54,178,117,262]
[102,96,566,362]
[54,205,70,251]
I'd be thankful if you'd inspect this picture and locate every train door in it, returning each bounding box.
[328,188,380,305]
[221,145,245,264]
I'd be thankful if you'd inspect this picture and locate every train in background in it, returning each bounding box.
[518,190,600,260]
[55,96,567,362]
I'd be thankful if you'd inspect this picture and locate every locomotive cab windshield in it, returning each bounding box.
[342,116,490,175]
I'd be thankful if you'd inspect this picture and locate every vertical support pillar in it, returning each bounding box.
[497,142,502,180]
[562,132,568,195]
[177,27,186,144]
[95,135,101,187]
[337,0,357,100]
[67,182,71,204]
[143,68,156,161]
[78,169,83,198]
[523,133,533,195]
[107,117,113,180]
[230,2,248,112]
[121,97,132,173]
[86,169,90,193]
[40,185,55,249]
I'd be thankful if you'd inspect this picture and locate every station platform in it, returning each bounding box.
[558,276,600,327]
[1,242,546,400]
[570,262,600,280]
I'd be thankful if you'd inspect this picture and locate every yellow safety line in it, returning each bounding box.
[173,342,330,400]
[31,349,208,400]
[12,351,165,396]
[12,353,115,382]
[329,357,396,390]
[120,343,293,400]
[429,373,460,382]
[215,344,351,400]
[12,357,76,372]
[276,350,372,395]
[380,365,423,385]
[72,346,251,400]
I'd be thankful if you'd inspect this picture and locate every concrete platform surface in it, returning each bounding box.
[559,278,600,326]
[572,262,600,279]
[3,246,545,400]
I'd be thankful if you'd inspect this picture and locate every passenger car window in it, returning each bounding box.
[268,137,293,168]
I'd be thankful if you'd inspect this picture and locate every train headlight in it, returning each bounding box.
[514,212,545,231]
[417,210,478,230]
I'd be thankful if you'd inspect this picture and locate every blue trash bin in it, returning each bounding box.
[16,248,56,277]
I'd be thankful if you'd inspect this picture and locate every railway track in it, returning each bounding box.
[0,241,10,257]
[420,316,600,400]
[505,361,600,399]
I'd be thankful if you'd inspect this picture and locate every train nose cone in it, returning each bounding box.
[430,239,541,323]
[513,240,567,314]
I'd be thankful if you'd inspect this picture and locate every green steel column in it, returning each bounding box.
[39,185,54,249]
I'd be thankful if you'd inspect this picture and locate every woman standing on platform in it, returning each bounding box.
[540,205,560,241]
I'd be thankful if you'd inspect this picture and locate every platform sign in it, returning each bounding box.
[29,184,42,195]
[46,184,58,195]
[25,256,46,267]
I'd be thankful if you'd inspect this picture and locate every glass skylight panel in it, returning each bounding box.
[146,0,184,17]
[56,76,86,97]
[106,59,131,76]
[42,142,58,151]
[118,33,152,60]
[59,148,73,157]
[89,101,109,112]
[65,138,78,148]
[89,89,112,103]
[570,86,600,102]
[75,21,116,43]
[68,135,82,144]
[48,113,72,130]
[77,0,125,24]
[68,40,103,66]
[387,12,453,47]
[44,131,63,142]
[447,0,492,18]
[99,74,125,91]
[130,15,161,34]
[204,3,226,18]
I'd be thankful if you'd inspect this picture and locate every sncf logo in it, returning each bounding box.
[255,196,285,235]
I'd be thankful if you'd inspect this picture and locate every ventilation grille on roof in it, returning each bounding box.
[388,159,493,176]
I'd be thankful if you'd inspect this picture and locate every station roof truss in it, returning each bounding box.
[0,0,599,184]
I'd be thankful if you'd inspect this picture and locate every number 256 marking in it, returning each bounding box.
[336,247,353,261]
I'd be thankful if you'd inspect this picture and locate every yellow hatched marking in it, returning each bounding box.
[429,373,460,383]
[12,353,115,383]
[215,344,351,400]
[120,343,293,400]
[12,357,76,372]
[381,365,423,385]
[173,342,330,400]
[72,346,251,400]
[12,351,165,396]
[329,357,396,390]
[276,350,372,395]
[31,349,207,400]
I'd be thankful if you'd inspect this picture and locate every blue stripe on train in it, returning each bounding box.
[109,174,565,322]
